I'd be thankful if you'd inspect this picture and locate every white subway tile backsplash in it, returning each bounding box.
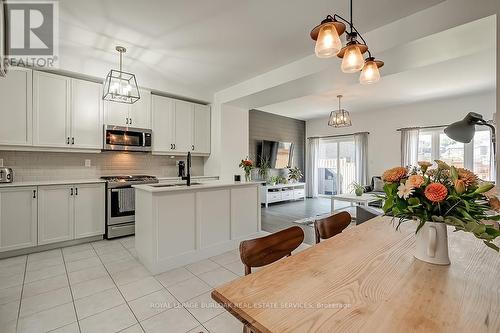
[0,151,204,181]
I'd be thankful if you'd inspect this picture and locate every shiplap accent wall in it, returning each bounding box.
[249,109,305,179]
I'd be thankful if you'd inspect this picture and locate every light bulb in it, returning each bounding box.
[315,23,342,58]
[341,44,364,73]
[360,60,381,84]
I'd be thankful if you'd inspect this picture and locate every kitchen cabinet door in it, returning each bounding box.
[71,79,102,149]
[193,104,211,154]
[33,71,71,147]
[38,185,74,245]
[104,100,129,127]
[174,100,194,153]
[152,95,175,153]
[0,187,37,252]
[0,68,33,146]
[129,88,151,128]
[74,183,105,239]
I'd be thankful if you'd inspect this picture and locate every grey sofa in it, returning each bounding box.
[363,176,384,207]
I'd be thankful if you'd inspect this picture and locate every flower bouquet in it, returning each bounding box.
[239,158,254,182]
[381,160,500,264]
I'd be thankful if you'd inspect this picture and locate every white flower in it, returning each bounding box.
[397,182,414,199]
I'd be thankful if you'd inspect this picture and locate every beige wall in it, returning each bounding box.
[0,151,204,182]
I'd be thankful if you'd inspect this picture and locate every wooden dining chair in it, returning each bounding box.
[314,211,351,244]
[239,226,305,276]
[239,226,304,333]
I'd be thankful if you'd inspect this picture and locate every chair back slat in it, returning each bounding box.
[314,211,351,244]
[239,226,304,275]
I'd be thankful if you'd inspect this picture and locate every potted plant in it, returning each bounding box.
[288,167,303,183]
[258,156,271,182]
[381,160,500,265]
[239,158,254,182]
[349,182,365,196]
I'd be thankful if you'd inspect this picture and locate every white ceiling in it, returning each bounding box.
[57,0,443,100]
[255,15,497,119]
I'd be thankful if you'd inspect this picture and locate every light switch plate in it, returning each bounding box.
[84,159,91,167]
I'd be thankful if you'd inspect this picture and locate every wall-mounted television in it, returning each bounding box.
[257,140,294,169]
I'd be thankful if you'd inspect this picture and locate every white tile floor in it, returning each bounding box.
[0,237,311,333]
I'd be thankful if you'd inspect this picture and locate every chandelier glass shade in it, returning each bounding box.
[328,95,352,128]
[360,57,384,84]
[340,43,365,73]
[314,21,343,58]
[103,46,140,104]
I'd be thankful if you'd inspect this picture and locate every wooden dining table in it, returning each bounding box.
[211,216,500,333]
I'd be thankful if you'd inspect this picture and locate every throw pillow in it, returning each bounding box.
[373,178,385,192]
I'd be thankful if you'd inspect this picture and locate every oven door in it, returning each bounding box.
[103,125,152,152]
[107,187,135,225]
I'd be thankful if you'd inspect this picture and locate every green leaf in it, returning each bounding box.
[450,166,458,181]
[483,241,500,252]
[408,198,420,206]
[474,183,495,194]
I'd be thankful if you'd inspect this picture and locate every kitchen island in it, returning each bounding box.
[133,181,262,274]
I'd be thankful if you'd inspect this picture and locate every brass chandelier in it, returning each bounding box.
[310,0,384,84]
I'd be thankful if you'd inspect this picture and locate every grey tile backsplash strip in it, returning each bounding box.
[0,151,205,181]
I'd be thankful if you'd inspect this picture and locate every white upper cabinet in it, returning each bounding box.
[104,88,151,128]
[152,95,175,153]
[71,79,103,149]
[33,71,71,148]
[193,104,211,154]
[129,88,151,128]
[151,95,210,155]
[174,100,194,153]
[33,71,103,150]
[0,68,32,146]
[0,187,37,252]
[104,99,129,127]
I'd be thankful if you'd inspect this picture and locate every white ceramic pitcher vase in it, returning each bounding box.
[414,221,450,265]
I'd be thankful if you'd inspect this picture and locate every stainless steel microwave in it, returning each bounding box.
[103,125,152,152]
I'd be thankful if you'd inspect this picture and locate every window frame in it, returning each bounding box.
[418,127,491,177]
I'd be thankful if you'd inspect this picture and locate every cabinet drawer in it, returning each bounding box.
[268,192,282,202]
[294,189,305,199]
[282,190,293,200]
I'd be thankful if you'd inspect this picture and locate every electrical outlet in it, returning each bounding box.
[84,159,91,167]
[0,158,3,167]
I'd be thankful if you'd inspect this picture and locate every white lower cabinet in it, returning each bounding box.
[0,187,37,252]
[37,183,105,246]
[74,184,105,239]
[38,185,75,245]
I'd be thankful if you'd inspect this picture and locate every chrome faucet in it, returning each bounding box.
[181,152,191,186]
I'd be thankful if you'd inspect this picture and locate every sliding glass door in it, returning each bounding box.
[317,137,356,196]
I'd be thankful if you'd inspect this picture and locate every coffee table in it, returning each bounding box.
[331,193,381,213]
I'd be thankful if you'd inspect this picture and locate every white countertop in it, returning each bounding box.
[0,179,106,188]
[133,181,259,193]
[157,175,219,182]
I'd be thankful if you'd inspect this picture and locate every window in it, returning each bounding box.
[417,128,493,180]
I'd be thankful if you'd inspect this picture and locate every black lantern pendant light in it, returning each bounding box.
[310,0,384,84]
[103,46,140,104]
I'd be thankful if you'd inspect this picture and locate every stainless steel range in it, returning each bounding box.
[101,175,159,238]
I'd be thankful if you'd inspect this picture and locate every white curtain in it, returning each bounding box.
[354,133,368,185]
[306,138,319,198]
[401,128,419,167]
